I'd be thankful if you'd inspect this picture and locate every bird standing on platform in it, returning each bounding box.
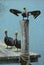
[14,31,21,51]
[4,29,14,49]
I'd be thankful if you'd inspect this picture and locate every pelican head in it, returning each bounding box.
[4,29,8,36]
[14,31,18,35]
[14,31,18,39]
[23,7,26,10]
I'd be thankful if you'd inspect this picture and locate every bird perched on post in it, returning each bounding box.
[14,31,21,51]
[4,29,14,49]
[9,7,41,20]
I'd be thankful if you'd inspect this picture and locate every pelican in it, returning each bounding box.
[9,7,41,19]
[14,31,21,51]
[4,29,14,49]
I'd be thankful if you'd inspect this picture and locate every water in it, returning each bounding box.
[0,0,44,65]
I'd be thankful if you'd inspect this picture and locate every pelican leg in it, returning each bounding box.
[10,46,12,49]
[6,45,8,49]
[17,48,18,52]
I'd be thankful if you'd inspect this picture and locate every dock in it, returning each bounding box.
[0,41,41,64]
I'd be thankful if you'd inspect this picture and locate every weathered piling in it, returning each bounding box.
[20,19,31,65]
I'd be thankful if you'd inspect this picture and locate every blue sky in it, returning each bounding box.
[0,0,44,51]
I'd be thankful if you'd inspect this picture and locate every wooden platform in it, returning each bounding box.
[0,41,41,64]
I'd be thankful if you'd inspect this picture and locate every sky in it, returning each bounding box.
[0,0,44,52]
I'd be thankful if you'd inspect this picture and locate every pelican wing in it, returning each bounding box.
[9,9,22,16]
[28,10,41,19]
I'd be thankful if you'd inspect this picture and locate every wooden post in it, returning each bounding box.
[20,19,31,65]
